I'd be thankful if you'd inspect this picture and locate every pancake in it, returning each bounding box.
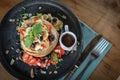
[18,17,59,57]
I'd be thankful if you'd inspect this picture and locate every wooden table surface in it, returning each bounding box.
[0,0,120,80]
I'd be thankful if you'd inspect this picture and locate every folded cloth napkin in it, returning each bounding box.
[59,20,112,80]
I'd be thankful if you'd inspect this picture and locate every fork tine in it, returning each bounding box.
[99,41,109,54]
[92,39,105,52]
[95,39,107,53]
[95,39,109,55]
[76,39,109,80]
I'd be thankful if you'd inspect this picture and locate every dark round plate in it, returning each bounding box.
[0,0,83,80]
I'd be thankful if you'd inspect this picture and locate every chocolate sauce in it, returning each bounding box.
[62,34,75,47]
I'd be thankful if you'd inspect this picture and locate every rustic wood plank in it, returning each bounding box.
[0,0,23,19]
[0,0,120,80]
[0,63,16,80]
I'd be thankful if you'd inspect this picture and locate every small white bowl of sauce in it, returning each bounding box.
[59,25,77,51]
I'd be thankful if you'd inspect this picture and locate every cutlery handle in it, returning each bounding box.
[65,66,78,80]
[76,59,93,80]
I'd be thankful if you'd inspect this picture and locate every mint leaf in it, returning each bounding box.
[28,30,33,37]
[25,35,34,48]
[33,24,42,37]
[37,13,42,18]
[51,53,59,63]
[24,24,42,48]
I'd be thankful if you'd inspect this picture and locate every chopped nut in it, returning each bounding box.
[62,15,67,19]
[19,56,22,61]
[53,70,58,74]
[38,6,42,10]
[11,47,14,50]
[10,58,15,66]
[70,49,75,53]
[9,19,15,22]
[5,50,9,54]
[49,71,52,74]
[40,69,46,74]
[30,68,34,78]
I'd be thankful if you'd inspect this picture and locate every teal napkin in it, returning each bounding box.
[59,20,112,80]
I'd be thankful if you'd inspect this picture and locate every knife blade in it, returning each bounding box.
[65,34,102,80]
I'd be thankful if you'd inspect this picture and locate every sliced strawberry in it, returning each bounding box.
[19,29,25,36]
[41,63,46,68]
[34,17,39,22]
[44,24,52,31]
[50,60,57,65]
[29,58,37,64]
[22,53,29,60]
[28,55,33,60]
[58,53,62,58]
[41,44,47,48]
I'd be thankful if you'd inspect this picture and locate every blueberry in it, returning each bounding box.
[38,36,43,41]
[46,18,52,22]
[31,43,35,48]
[48,34,55,42]
[52,17,57,22]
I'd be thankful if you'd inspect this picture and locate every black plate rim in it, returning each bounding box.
[0,0,83,80]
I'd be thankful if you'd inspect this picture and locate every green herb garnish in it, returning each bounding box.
[37,13,42,18]
[33,24,42,37]
[51,53,59,63]
[77,41,80,45]
[24,24,42,48]
[28,30,34,37]
[25,35,34,48]
[58,59,63,62]
[57,13,66,19]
